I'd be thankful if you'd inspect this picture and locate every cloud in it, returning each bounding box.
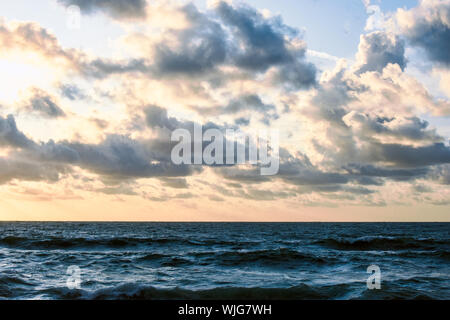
[144,105,183,131]
[190,94,276,117]
[396,0,450,66]
[111,2,316,88]
[364,4,388,31]
[90,118,109,129]
[21,88,66,118]
[216,1,296,71]
[276,62,317,90]
[215,2,316,87]
[0,20,79,68]
[59,84,86,101]
[152,4,227,76]
[296,46,450,194]
[57,0,147,20]
[81,58,150,78]
[430,164,450,184]
[343,111,442,143]
[0,116,71,184]
[160,177,189,189]
[0,115,35,148]
[0,157,68,185]
[354,31,407,74]
[63,135,196,181]
[0,2,315,92]
[344,164,428,181]
[368,142,450,167]
[0,114,195,186]
[305,63,360,125]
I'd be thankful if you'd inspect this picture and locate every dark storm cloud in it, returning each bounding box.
[2,111,446,200]
[59,84,86,101]
[412,184,432,193]
[91,118,109,130]
[407,26,450,65]
[343,111,442,143]
[35,140,81,163]
[97,184,139,196]
[0,117,72,184]
[0,114,195,185]
[144,104,231,137]
[0,157,68,185]
[58,0,147,20]
[218,153,349,187]
[144,105,259,166]
[153,4,227,76]
[350,175,384,186]
[306,67,363,126]
[217,167,271,184]
[234,117,250,126]
[274,153,349,187]
[215,2,316,87]
[73,4,226,77]
[160,177,189,189]
[144,105,183,131]
[315,185,374,195]
[274,62,317,90]
[24,90,66,118]
[302,57,450,180]
[216,1,294,71]
[51,2,316,89]
[190,94,276,117]
[430,164,450,185]
[243,188,296,201]
[150,1,311,78]
[368,142,450,167]
[355,31,407,74]
[281,170,349,186]
[64,135,195,180]
[219,94,276,114]
[398,1,450,66]
[0,115,35,148]
[82,1,315,87]
[344,164,428,181]
[81,58,150,78]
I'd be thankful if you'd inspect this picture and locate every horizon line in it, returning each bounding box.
[0,220,448,223]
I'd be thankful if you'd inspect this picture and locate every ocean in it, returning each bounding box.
[0,222,448,300]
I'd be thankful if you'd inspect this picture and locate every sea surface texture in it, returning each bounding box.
[0,222,448,299]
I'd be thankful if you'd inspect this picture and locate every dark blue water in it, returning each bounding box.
[0,222,448,299]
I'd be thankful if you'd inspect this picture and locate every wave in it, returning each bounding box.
[0,236,189,250]
[314,236,448,251]
[0,276,35,299]
[0,236,254,250]
[213,248,329,266]
[0,276,34,286]
[360,277,444,300]
[390,250,450,260]
[34,279,442,300]
[136,248,329,267]
[39,283,343,300]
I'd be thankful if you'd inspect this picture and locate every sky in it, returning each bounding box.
[0,0,449,221]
